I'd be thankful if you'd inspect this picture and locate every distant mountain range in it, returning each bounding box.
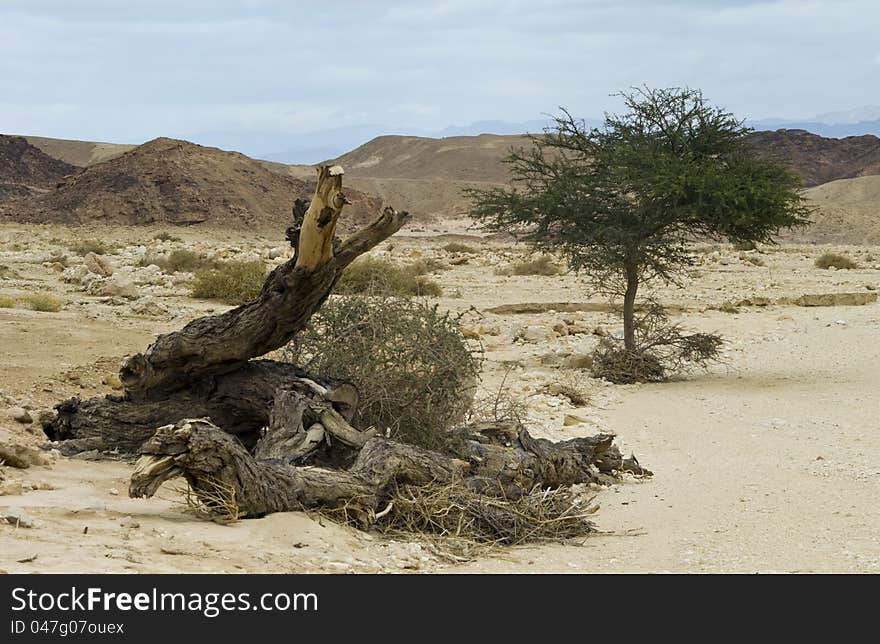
[182,108,880,165]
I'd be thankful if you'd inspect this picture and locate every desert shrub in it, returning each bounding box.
[409,257,449,274]
[190,260,266,304]
[335,256,443,297]
[591,303,722,384]
[815,252,858,270]
[0,295,15,308]
[153,231,182,242]
[285,295,481,451]
[716,301,740,314]
[497,254,561,276]
[443,242,478,254]
[23,292,62,312]
[69,239,112,256]
[141,249,218,273]
[543,375,590,406]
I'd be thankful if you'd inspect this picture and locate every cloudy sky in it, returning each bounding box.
[1,0,878,146]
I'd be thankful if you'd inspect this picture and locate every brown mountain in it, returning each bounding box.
[22,135,136,167]
[748,129,880,187]
[13,137,382,231]
[0,135,78,200]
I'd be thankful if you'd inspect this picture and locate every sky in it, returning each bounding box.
[1,0,878,149]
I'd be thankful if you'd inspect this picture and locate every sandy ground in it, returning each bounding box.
[1,223,878,573]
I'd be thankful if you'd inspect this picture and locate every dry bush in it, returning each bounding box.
[370,482,598,549]
[467,367,528,424]
[497,254,561,276]
[592,302,722,384]
[335,256,443,297]
[69,239,113,256]
[815,252,858,270]
[0,295,15,308]
[543,375,590,406]
[23,292,62,312]
[139,249,218,273]
[153,231,182,242]
[175,477,240,524]
[190,260,266,305]
[443,242,478,254]
[285,294,481,451]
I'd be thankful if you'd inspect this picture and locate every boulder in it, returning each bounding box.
[83,252,114,277]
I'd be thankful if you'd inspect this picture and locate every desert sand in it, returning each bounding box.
[1,222,878,573]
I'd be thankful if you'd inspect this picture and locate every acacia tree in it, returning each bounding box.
[467,87,812,373]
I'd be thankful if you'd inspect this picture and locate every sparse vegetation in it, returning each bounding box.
[153,231,183,242]
[591,303,722,384]
[815,252,858,270]
[443,242,478,254]
[468,87,810,381]
[0,295,15,308]
[716,301,740,314]
[69,239,113,256]
[335,256,443,297]
[285,294,481,451]
[190,260,267,304]
[140,249,218,273]
[23,292,63,312]
[497,254,561,276]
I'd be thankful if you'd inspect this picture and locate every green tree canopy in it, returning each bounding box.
[467,87,812,354]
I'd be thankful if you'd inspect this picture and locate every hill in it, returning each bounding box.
[8,137,382,231]
[748,129,880,187]
[796,175,880,244]
[22,135,136,168]
[0,135,78,200]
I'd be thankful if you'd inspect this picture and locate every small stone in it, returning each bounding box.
[120,516,140,529]
[108,488,119,496]
[83,252,114,277]
[2,508,36,528]
[0,480,24,496]
[102,373,123,390]
[8,407,32,424]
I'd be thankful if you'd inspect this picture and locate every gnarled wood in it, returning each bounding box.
[118,166,410,400]
[129,417,649,522]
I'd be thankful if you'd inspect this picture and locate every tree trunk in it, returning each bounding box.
[622,263,639,351]
[130,417,649,523]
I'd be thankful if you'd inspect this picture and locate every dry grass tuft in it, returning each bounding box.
[497,254,561,276]
[815,252,858,270]
[177,477,240,524]
[140,249,218,273]
[335,256,443,297]
[0,295,15,308]
[443,242,479,254]
[68,239,113,256]
[190,260,266,304]
[23,292,62,313]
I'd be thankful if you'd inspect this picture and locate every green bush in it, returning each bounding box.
[23,292,62,312]
[815,252,858,270]
[0,295,15,308]
[335,256,443,297]
[285,295,481,451]
[190,260,267,304]
[140,249,218,273]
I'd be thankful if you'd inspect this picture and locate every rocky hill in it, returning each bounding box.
[748,129,880,187]
[796,175,880,244]
[23,135,136,168]
[12,138,382,232]
[0,135,78,200]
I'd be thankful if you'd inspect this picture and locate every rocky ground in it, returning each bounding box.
[1,222,878,573]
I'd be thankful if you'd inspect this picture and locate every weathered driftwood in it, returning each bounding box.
[130,417,648,523]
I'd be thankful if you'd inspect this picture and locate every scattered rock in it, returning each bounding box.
[83,252,114,277]
[91,278,138,299]
[120,516,140,529]
[2,508,37,528]
[792,292,877,307]
[0,442,50,468]
[108,487,119,496]
[0,480,24,496]
[8,407,32,424]
[562,353,594,369]
[516,325,554,343]
[102,373,123,390]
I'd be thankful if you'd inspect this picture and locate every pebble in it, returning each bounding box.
[8,407,32,424]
